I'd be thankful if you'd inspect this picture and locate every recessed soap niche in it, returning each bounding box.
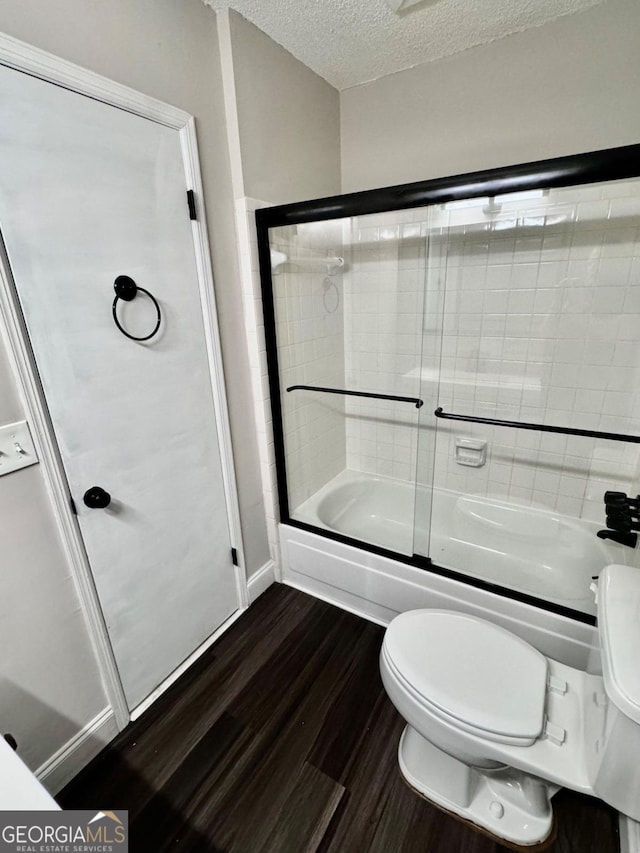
[455,436,487,468]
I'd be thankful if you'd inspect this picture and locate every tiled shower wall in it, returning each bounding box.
[344,179,640,531]
[426,181,640,527]
[270,221,346,512]
[343,213,426,483]
[234,201,345,575]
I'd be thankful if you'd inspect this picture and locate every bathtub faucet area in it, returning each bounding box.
[598,529,638,548]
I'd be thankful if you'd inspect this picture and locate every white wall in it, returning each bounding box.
[341,0,640,192]
[0,0,270,779]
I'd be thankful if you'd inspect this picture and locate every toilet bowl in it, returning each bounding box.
[380,563,640,847]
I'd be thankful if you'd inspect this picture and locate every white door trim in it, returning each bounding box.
[0,31,248,728]
[180,119,248,610]
[0,237,130,730]
[620,815,640,853]
[0,32,190,128]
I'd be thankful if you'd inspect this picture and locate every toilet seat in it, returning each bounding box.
[383,610,549,746]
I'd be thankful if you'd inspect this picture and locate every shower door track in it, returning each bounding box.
[282,517,596,626]
[434,408,640,443]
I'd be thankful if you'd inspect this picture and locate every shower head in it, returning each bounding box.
[482,197,502,216]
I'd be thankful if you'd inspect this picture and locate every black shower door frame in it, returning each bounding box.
[256,142,640,626]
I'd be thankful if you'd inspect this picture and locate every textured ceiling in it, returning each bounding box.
[205,0,606,90]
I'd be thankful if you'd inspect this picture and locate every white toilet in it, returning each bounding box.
[380,563,640,847]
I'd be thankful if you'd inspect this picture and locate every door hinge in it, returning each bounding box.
[231,547,239,566]
[70,496,77,515]
[187,189,197,221]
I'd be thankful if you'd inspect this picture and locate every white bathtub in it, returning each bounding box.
[293,469,620,616]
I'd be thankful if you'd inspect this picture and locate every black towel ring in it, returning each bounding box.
[112,275,161,341]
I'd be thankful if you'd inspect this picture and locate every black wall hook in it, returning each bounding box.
[112,275,161,341]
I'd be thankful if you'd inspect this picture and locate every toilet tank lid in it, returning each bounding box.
[383,609,548,741]
[598,564,640,724]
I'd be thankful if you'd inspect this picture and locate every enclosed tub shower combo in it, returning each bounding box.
[257,145,640,844]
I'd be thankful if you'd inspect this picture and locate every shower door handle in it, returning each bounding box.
[434,407,640,443]
[83,486,111,509]
[287,385,424,408]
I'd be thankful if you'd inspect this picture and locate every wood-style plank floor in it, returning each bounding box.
[58,584,619,852]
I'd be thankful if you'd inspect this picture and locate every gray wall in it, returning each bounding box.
[0,323,108,774]
[228,10,341,204]
[0,0,269,774]
[341,0,640,192]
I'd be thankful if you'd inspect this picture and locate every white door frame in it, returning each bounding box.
[0,32,248,731]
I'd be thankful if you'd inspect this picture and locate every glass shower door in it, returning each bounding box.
[415,179,640,616]
[411,208,446,560]
[267,210,427,556]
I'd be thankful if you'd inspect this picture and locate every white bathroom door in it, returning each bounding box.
[0,65,240,710]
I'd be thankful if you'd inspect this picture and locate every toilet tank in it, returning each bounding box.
[592,564,640,820]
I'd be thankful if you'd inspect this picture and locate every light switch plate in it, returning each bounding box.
[0,420,39,476]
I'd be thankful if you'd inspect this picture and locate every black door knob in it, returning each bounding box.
[83,486,111,509]
[3,734,17,751]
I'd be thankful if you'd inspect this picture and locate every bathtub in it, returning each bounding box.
[293,469,620,616]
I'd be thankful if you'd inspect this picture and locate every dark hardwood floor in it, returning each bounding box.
[59,584,620,852]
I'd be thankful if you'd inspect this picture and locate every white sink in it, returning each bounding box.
[0,737,59,810]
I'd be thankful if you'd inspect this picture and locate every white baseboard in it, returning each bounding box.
[36,708,118,795]
[247,559,275,604]
[620,815,640,853]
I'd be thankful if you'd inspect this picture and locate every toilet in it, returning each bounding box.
[380,563,640,847]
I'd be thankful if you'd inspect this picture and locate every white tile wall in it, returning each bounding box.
[270,220,347,512]
[418,179,640,536]
[343,211,427,483]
